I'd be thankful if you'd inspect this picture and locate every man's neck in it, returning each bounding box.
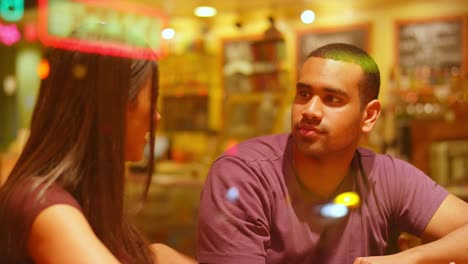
[293,147,356,199]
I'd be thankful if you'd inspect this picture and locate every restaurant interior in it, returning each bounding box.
[0,0,467,258]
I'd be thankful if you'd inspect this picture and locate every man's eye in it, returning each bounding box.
[325,95,341,103]
[297,91,309,98]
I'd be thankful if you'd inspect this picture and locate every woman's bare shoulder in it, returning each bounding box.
[28,204,119,264]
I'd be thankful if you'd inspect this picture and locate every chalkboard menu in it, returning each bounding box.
[397,16,465,70]
[296,24,370,70]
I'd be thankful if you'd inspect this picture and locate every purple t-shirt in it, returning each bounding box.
[196,134,449,264]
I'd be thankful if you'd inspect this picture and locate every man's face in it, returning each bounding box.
[291,57,366,159]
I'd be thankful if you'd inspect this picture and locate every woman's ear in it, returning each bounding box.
[127,100,137,112]
[361,99,381,134]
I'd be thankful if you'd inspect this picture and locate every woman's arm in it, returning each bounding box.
[28,204,120,264]
[151,243,198,264]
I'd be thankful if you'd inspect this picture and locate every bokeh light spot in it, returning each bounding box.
[161,28,175,40]
[226,187,239,202]
[334,192,360,208]
[24,22,37,42]
[3,75,16,95]
[0,23,21,45]
[225,139,238,156]
[37,59,50,80]
[320,203,348,219]
[301,10,315,24]
[72,64,87,79]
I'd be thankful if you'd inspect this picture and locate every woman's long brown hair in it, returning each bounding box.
[0,48,158,263]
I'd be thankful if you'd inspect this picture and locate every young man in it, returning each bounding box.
[197,43,468,264]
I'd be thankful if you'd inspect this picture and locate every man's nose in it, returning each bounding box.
[301,96,323,120]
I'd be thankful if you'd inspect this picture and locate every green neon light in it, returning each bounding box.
[0,0,24,22]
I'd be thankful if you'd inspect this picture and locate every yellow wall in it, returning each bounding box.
[165,0,467,131]
[10,1,465,158]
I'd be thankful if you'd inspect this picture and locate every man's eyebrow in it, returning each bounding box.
[296,82,350,98]
[296,82,311,89]
[323,88,349,98]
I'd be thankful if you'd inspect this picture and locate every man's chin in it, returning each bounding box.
[294,140,324,157]
[301,148,324,158]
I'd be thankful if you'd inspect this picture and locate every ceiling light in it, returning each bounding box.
[194,6,217,17]
[161,28,175,40]
[301,10,315,24]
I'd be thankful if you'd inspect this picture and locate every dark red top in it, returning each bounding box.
[5,177,82,264]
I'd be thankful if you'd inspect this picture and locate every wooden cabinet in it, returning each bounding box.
[221,35,290,143]
[158,51,215,132]
[410,119,468,177]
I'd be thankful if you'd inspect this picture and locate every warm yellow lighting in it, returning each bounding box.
[301,9,315,24]
[194,6,217,17]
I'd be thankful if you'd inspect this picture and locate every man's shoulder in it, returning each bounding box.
[357,147,408,166]
[221,133,290,163]
[357,147,423,179]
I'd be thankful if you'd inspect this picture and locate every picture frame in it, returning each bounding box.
[395,15,467,74]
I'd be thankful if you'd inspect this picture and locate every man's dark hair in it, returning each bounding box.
[307,43,380,108]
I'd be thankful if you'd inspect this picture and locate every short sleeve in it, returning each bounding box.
[27,183,81,218]
[197,156,271,264]
[1,178,82,262]
[9,179,82,240]
[390,159,449,236]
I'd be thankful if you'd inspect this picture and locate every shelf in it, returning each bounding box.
[152,175,204,188]
[221,35,290,142]
[226,92,284,104]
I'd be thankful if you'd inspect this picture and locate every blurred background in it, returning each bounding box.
[0,0,467,258]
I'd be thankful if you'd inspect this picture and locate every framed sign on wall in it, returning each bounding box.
[395,15,467,77]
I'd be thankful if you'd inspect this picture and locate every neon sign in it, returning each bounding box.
[0,0,24,22]
[38,0,168,60]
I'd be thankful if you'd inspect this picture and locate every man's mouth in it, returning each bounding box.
[297,125,325,137]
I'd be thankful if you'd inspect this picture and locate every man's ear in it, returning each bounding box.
[361,99,381,134]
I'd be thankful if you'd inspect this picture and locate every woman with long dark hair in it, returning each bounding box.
[0,47,196,263]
